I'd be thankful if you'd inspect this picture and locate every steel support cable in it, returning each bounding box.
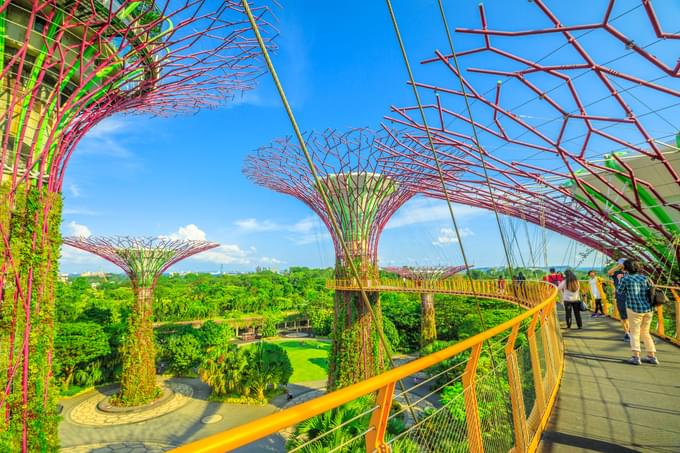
[240,0,419,424]
[384,4,519,441]
[434,0,516,278]
[383,0,477,289]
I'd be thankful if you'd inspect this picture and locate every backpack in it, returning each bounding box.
[647,278,668,307]
[547,274,560,286]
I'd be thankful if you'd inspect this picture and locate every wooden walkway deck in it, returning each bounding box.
[539,313,680,453]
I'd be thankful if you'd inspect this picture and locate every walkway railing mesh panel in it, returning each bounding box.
[171,280,561,453]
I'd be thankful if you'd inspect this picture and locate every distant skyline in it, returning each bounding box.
[57,0,659,274]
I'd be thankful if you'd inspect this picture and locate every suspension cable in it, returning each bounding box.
[241,0,419,422]
[435,0,516,279]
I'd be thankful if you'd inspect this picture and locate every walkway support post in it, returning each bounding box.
[527,312,545,422]
[365,382,396,453]
[505,323,529,452]
[463,343,484,453]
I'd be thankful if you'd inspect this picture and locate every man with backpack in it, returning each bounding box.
[544,268,564,287]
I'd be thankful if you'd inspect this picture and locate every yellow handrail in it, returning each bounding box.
[171,280,562,453]
[580,279,680,345]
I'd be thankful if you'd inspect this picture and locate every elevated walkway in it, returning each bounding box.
[540,315,680,453]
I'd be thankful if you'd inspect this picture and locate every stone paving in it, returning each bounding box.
[69,381,193,426]
[59,378,283,452]
[61,442,175,453]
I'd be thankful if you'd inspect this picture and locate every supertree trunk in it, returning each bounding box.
[328,260,385,390]
[420,293,436,348]
[118,287,159,405]
[0,184,62,451]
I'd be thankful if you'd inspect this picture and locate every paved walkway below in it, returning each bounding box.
[539,313,680,453]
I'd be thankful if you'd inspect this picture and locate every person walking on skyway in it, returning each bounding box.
[618,259,658,366]
[558,270,583,329]
[608,258,630,341]
[588,270,605,317]
[543,268,564,286]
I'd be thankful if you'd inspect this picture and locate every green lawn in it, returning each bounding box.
[270,339,330,383]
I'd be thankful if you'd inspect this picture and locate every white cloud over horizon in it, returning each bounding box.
[386,198,486,230]
[64,220,91,238]
[432,227,474,246]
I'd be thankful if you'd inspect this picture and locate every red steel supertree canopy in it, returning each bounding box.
[379,0,679,280]
[62,236,218,406]
[383,265,468,346]
[244,128,417,389]
[0,1,274,449]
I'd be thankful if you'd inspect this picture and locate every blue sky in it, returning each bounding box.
[60,0,677,274]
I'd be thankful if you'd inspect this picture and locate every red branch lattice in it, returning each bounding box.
[0,1,274,448]
[62,236,219,289]
[244,128,417,272]
[380,0,679,277]
[383,265,468,281]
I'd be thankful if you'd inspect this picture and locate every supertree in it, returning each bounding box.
[62,236,218,405]
[383,265,468,347]
[379,0,680,280]
[0,1,274,449]
[244,128,417,389]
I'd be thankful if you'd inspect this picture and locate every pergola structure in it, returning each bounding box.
[0,1,274,448]
[383,265,468,346]
[379,0,679,280]
[244,128,417,389]
[62,237,218,405]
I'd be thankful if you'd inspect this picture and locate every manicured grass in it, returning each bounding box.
[269,339,330,383]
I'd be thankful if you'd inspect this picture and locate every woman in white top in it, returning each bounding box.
[558,269,583,329]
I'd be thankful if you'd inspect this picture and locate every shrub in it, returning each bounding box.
[165,333,202,375]
[53,322,111,388]
[198,320,233,349]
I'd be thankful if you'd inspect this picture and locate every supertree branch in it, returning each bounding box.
[62,236,218,406]
[244,128,416,270]
[0,1,274,448]
[381,0,679,278]
[383,265,468,281]
[62,236,219,289]
[244,128,418,389]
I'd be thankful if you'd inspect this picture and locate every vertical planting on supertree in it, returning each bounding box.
[0,1,275,448]
[62,237,218,405]
[244,128,417,389]
[383,266,468,347]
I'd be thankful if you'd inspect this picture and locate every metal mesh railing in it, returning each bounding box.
[581,280,680,346]
[171,280,561,453]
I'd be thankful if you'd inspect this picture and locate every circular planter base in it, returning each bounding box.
[69,380,193,426]
[97,386,173,414]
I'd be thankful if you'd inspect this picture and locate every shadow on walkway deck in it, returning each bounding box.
[539,314,680,453]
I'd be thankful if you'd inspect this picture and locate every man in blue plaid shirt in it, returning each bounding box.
[618,259,658,366]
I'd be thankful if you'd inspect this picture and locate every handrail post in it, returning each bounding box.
[463,343,484,453]
[673,289,680,342]
[365,382,396,453]
[597,279,609,316]
[656,304,665,337]
[505,323,529,452]
[527,311,545,426]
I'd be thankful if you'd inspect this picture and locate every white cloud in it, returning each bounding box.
[67,183,81,198]
[64,220,91,238]
[235,215,328,246]
[164,224,207,241]
[234,218,280,232]
[432,227,474,246]
[386,198,485,229]
[260,256,284,265]
[193,244,251,265]
[78,117,134,158]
